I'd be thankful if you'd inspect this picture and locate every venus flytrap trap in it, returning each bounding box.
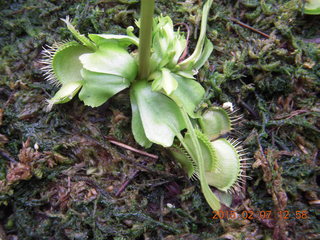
[304,0,320,14]
[170,107,250,198]
[40,0,249,211]
[41,16,138,110]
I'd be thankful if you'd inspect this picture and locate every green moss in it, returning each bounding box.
[0,0,319,239]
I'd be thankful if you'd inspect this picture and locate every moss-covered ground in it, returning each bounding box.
[0,0,319,239]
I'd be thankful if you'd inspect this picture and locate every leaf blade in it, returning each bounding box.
[79,42,138,81]
[79,69,130,107]
[131,81,186,147]
[168,74,205,118]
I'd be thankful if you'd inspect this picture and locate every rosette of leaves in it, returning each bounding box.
[131,0,213,147]
[41,1,212,147]
[41,0,247,211]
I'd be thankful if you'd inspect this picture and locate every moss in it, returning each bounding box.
[0,0,319,239]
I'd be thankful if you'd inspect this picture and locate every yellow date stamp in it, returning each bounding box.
[212,210,309,220]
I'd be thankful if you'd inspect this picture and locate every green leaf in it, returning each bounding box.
[79,42,138,81]
[177,110,221,210]
[198,107,231,140]
[79,69,130,107]
[170,146,195,178]
[130,90,153,148]
[46,81,82,111]
[152,16,175,56]
[52,41,91,85]
[130,81,186,147]
[168,74,205,118]
[44,41,90,110]
[304,0,320,14]
[61,16,96,50]
[151,68,178,95]
[150,50,172,73]
[205,138,240,192]
[170,130,218,179]
[214,190,233,207]
[193,38,213,70]
[89,34,139,47]
[178,0,213,70]
[170,30,187,67]
[184,130,217,172]
[175,70,195,79]
[150,16,186,72]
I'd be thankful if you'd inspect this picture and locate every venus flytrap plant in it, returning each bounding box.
[41,0,249,211]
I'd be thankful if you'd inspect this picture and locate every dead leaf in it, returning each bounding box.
[18,138,41,163]
[6,163,32,184]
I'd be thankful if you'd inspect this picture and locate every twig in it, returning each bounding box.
[239,99,259,119]
[158,194,164,239]
[115,169,140,197]
[72,176,112,199]
[304,38,320,44]
[229,17,270,39]
[106,137,159,159]
[256,134,267,164]
[117,152,176,178]
[84,135,173,197]
[0,149,17,163]
[273,109,311,120]
[84,135,172,177]
[147,178,185,189]
[114,152,178,197]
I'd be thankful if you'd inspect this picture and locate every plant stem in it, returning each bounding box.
[138,0,155,80]
[178,0,213,69]
[178,108,221,210]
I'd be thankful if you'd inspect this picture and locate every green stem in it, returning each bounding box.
[178,109,221,210]
[178,0,213,69]
[138,0,155,80]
